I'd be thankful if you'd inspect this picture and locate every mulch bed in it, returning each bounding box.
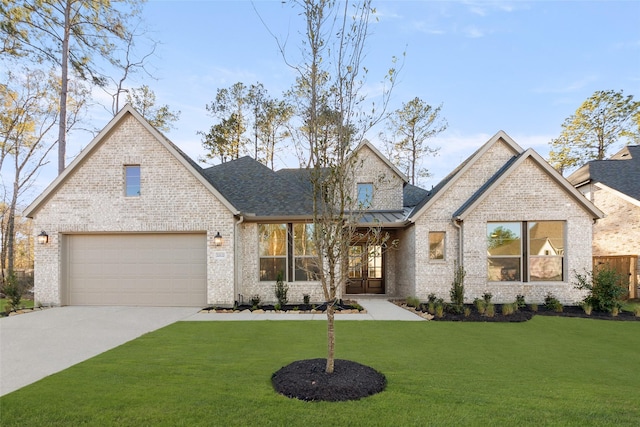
[272,358,386,402]
[410,304,640,322]
[201,300,363,313]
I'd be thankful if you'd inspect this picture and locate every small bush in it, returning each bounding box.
[427,293,437,303]
[303,294,310,305]
[515,294,526,310]
[544,293,563,312]
[435,301,445,318]
[274,303,281,311]
[581,303,592,316]
[482,292,493,304]
[634,306,640,317]
[250,294,261,309]
[574,267,626,313]
[501,303,514,316]
[2,273,22,313]
[406,296,421,308]
[449,263,466,314]
[530,303,538,312]
[474,298,486,315]
[274,272,288,306]
[427,301,435,315]
[486,303,496,317]
[463,306,471,317]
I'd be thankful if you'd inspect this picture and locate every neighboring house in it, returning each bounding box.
[567,145,640,296]
[24,105,603,307]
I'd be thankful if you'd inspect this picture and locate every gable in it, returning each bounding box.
[24,105,237,218]
[352,144,405,211]
[454,150,604,221]
[410,131,523,221]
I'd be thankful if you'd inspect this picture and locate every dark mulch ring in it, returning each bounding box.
[201,300,362,313]
[421,304,640,322]
[272,358,386,402]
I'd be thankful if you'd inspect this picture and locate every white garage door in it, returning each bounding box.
[65,234,207,306]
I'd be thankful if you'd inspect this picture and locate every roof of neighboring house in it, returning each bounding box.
[567,145,640,201]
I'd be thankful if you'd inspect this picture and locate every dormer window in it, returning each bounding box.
[357,183,373,208]
[125,165,141,197]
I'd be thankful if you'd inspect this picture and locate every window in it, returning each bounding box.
[487,221,565,282]
[357,183,373,208]
[259,223,320,282]
[294,223,319,281]
[429,232,445,260]
[367,245,383,279]
[125,165,141,197]
[528,221,564,281]
[259,224,287,281]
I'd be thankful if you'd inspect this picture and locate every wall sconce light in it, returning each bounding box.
[37,231,49,245]
[214,232,223,247]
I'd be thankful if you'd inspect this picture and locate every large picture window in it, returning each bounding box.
[487,221,565,282]
[259,223,320,282]
[259,224,287,281]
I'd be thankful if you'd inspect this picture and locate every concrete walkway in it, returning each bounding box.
[0,299,422,396]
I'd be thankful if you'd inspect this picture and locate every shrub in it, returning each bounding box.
[250,294,261,309]
[427,293,437,303]
[274,272,288,306]
[573,267,626,313]
[530,303,538,312]
[2,273,22,313]
[474,298,486,315]
[611,305,620,317]
[581,303,592,316]
[634,306,640,317]
[303,294,310,305]
[482,292,493,304]
[463,306,471,317]
[427,302,436,315]
[515,294,526,310]
[544,293,563,312]
[406,296,421,308]
[501,303,514,316]
[449,263,466,314]
[486,304,496,317]
[435,301,445,318]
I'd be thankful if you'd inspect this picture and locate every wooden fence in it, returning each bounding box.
[593,255,639,300]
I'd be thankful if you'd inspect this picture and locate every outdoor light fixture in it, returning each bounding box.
[37,231,49,245]
[214,232,223,247]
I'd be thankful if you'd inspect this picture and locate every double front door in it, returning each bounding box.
[346,243,384,294]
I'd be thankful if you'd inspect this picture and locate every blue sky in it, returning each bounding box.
[18,0,640,201]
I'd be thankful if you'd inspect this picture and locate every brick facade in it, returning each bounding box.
[29,113,237,306]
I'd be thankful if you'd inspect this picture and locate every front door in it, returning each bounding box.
[346,243,384,294]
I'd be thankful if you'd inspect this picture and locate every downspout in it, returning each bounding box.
[452,217,463,267]
[234,214,244,306]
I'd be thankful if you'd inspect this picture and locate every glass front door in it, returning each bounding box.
[346,243,384,294]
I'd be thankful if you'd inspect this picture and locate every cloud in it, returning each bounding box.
[464,25,485,38]
[533,75,599,94]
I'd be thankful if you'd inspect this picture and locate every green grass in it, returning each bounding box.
[0,298,34,313]
[621,299,639,314]
[1,318,639,426]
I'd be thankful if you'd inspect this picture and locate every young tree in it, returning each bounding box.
[126,85,181,133]
[380,97,447,185]
[281,0,397,374]
[0,0,145,175]
[548,89,640,174]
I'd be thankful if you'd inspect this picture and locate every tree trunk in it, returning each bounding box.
[57,1,71,175]
[325,302,335,373]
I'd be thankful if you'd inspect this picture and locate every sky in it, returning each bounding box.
[7,0,640,205]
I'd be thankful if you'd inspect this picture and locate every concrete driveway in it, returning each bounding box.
[0,306,200,396]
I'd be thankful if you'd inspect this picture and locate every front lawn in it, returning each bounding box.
[1,318,639,426]
[0,298,34,313]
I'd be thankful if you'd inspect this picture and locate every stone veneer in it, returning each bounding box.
[30,113,236,306]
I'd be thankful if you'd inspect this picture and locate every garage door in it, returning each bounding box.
[65,234,207,306]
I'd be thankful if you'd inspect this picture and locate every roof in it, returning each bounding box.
[24,104,239,218]
[567,145,640,201]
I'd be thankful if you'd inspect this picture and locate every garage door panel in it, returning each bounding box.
[67,234,207,307]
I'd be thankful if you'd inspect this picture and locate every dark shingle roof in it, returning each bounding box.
[202,157,313,216]
[567,145,640,201]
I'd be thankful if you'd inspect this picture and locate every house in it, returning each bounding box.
[24,105,603,307]
[567,145,640,296]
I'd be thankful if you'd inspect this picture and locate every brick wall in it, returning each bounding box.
[31,113,236,306]
[589,184,640,256]
[351,145,404,211]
